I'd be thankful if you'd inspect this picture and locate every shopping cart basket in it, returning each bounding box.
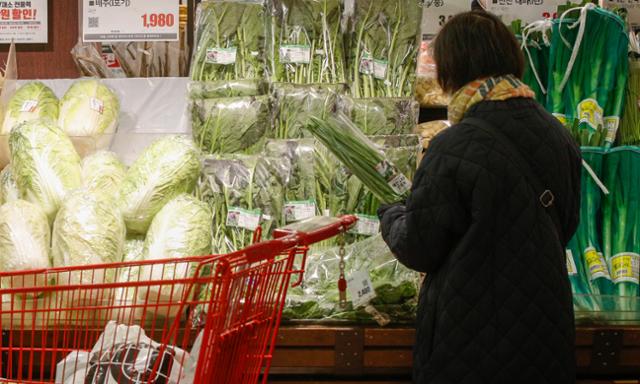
[0,215,356,384]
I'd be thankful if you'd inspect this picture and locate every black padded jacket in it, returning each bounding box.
[379,98,581,383]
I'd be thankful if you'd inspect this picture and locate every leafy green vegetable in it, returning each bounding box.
[265,139,315,203]
[342,96,418,135]
[191,0,267,82]
[0,200,51,291]
[191,95,270,155]
[140,194,213,318]
[58,79,120,136]
[348,0,422,98]
[120,136,201,235]
[1,81,59,134]
[270,82,345,139]
[9,120,82,223]
[283,235,419,323]
[52,189,126,283]
[188,79,267,98]
[0,165,19,205]
[270,0,345,84]
[198,154,291,253]
[306,113,411,204]
[81,151,126,196]
[619,60,640,146]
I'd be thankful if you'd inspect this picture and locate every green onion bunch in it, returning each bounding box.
[305,113,411,204]
[619,60,640,146]
[270,0,346,84]
[191,0,268,82]
[347,0,422,98]
[547,6,628,148]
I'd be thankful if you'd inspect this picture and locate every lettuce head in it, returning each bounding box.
[1,81,59,135]
[120,136,201,234]
[81,150,126,195]
[0,165,20,205]
[0,200,52,292]
[9,120,82,223]
[59,79,120,137]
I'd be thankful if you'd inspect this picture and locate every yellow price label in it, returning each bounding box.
[611,253,640,284]
[584,248,610,280]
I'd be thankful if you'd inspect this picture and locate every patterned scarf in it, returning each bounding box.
[448,75,536,124]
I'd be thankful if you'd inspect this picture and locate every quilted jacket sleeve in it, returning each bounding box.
[379,130,471,274]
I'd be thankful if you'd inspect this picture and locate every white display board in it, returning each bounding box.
[421,0,469,37]
[82,0,179,42]
[18,77,191,165]
[486,0,565,24]
[0,0,48,44]
[601,0,640,31]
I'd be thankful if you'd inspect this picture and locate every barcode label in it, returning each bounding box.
[88,16,99,29]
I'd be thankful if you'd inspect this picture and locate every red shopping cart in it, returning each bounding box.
[0,215,356,384]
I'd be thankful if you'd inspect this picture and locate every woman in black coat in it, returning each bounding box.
[378,11,581,384]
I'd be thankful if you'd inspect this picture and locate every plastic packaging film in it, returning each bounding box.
[340,95,419,135]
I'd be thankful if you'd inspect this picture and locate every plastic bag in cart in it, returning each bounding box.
[55,321,198,384]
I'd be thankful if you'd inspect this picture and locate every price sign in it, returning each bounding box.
[602,0,640,30]
[82,0,179,42]
[347,270,376,308]
[421,0,469,37]
[486,0,565,24]
[0,0,48,44]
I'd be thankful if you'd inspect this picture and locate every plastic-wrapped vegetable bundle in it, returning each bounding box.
[306,113,412,204]
[313,142,348,219]
[270,0,346,84]
[341,96,419,135]
[566,237,597,312]
[120,136,201,235]
[0,165,19,205]
[283,235,419,324]
[9,120,82,224]
[619,59,640,146]
[270,82,345,139]
[265,139,317,223]
[191,95,269,155]
[1,81,59,134]
[547,6,628,148]
[191,0,268,82]
[602,147,640,311]
[188,79,267,99]
[348,0,422,98]
[199,154,291,253]
[572,148,612,302]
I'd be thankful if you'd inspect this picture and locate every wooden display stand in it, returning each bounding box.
[268,325,640,384]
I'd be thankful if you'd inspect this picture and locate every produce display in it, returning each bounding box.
[0,165,18,205]
[81,151,126,196]
[58,79,120,138]
[188,79,267,99]
[270,0,346,84]
[1,81,59,135]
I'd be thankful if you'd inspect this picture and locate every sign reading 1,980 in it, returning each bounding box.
[82,0,179,43]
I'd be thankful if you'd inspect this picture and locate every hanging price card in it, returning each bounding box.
[421,0,469,37]
[82,0,179,42]
[0,0,48,44]
[486,0,566,24]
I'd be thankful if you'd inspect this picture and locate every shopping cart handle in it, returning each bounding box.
[272,215,357,244]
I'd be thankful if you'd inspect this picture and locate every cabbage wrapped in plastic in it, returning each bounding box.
[81,151,126,195]
[58,79,120,137]
[1,81,59,134]
[0,200,52,293]
[51,189,126,285]
[140,194,213,318]
[120,136,201,234]
[0,165,20,205]
[9,120,82,223]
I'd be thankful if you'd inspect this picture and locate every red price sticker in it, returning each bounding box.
[141,13,175,28]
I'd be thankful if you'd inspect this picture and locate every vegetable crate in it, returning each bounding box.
[0,216,356,384]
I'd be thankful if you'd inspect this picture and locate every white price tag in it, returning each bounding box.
[226,207,261,231]
[347,270,376,308]
[351,214,381,236]
[82,0,179,42]
[279,45,311,64]
[206,47,237,65]
[566,249,577,276]
[373,59,388,80]
[90,98,104,114]
[284,200,316,223]
[20,100,38,113]
[421,0,469,36]
[0,0,48,44]
[486,0,565,24]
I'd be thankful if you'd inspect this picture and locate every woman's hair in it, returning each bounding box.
[433,11,524,94]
